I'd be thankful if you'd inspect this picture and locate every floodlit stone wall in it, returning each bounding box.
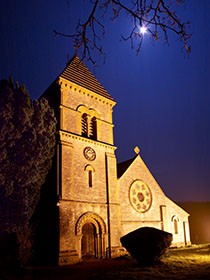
[43,58,191,265]
[57,79,122,264]
[59,78,115,145]
[118,155,191,246]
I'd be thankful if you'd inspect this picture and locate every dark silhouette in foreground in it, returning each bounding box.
[120,227,172,266]
[0,78,57,270]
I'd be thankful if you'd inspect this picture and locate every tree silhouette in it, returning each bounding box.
[0,78,57,264]
[54,0,191,64]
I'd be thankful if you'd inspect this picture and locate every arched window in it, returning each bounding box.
[89,117,97,140]
[84,165,95,188]
[81,113,88,137]
[88,170,93,187]
[171,216,179,234]
[174,219,178,234]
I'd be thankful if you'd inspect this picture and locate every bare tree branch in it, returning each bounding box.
[54,0,191,65]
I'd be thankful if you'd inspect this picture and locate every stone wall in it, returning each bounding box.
[57,79,123,264]
[59,78,115,145]
[43,61,191,265]
[118,155,191,246]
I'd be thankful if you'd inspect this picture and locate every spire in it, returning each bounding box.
[60,55,114,101]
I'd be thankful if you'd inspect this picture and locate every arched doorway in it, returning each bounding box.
[81,223,96,258]
[76,212,106,259]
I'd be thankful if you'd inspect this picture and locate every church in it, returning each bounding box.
[41,54,191,265]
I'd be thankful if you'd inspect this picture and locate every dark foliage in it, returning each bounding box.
[0,78,57,265]
[0,233,20,279]
[120,226,172,266]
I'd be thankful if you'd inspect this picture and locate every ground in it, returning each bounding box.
[11,244,210,279]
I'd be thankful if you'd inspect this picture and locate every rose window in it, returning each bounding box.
[129,180,152,213]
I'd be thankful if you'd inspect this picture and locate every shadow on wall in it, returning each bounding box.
[31,154,59,265]
[177,202,210,244]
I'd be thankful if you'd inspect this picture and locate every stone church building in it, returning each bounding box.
[41,55,191,265]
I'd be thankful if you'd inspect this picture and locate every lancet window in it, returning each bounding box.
[89,117,97,140]
[88,170,93,187]
[85,165,95,188]
[171,216,179,234]
[81,113,88,137]
[174,219,178,234]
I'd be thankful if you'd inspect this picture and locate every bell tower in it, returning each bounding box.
[43,55,122,264]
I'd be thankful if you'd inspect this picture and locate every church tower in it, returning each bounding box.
[43,55,122,265]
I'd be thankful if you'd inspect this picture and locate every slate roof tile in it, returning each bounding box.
[60,55,114,101]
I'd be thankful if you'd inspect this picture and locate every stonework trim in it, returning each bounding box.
[84,164,95,172]
[59,199,108,205]
[171,215,179,222]
[60,140,73,147]
[77,105,100,119]
[121,220,161,223]
[59,130,116,151]
[58,77,116,109]
[105,152,116,159]
[75,212,106,235]
[59,104,114,126]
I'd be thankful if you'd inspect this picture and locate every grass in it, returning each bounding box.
[21,244,210,280]
[97,244,210,280]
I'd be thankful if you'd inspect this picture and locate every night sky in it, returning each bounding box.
[1,0,210,202]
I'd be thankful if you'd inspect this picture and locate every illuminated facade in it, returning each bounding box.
[42,55,191,265]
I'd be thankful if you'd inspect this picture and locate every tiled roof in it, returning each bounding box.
[117,156,137,178]
[60,55,114,101]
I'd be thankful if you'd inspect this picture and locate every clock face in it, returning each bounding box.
[129,180,152,213]
[83,147,96,161]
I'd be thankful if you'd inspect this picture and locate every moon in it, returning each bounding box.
[140,26,147,35]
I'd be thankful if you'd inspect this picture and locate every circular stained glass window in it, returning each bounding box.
[129,180,152,213]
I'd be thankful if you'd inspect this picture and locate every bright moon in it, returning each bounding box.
[140,26,147,35]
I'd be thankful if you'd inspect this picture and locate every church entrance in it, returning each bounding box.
[81,223,96,258]
[76,212,106,260]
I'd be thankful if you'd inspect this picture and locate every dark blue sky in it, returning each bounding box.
[1,0,210,202]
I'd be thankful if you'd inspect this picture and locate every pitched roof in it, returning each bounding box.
[117,156,137,178]
[59,55,114,101]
